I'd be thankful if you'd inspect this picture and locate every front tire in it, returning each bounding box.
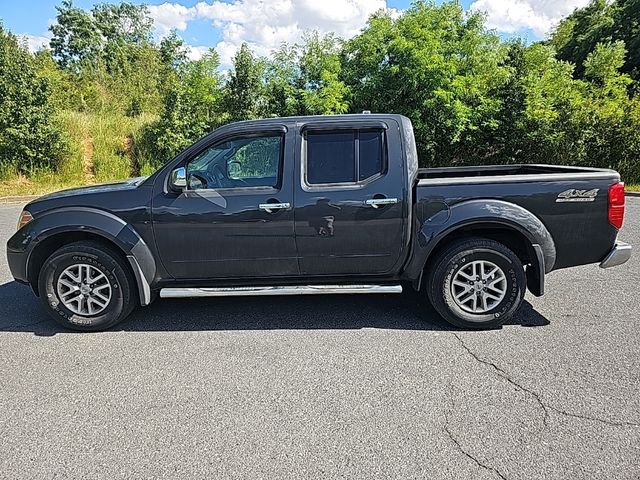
[427,238,526,329]
[38,241,136,331]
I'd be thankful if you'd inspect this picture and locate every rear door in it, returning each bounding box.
[293,119,407,276]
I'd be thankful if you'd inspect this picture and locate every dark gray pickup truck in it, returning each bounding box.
[6,114,632,331]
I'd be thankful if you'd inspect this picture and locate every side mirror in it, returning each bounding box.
[170,167,186,190]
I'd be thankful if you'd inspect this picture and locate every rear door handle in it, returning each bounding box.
[259,202,291,213]
[365,198,398,208]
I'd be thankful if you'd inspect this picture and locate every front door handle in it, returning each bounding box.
[259,202,291,213]
[365,198,398,209]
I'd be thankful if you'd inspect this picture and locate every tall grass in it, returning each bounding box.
[0,110,157,197]
[90,112,156,182]
[58,111,90,185]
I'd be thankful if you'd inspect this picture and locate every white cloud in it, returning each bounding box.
[147,3,196,36]
[469,0,591,37]
[185,45,211,61]
[18,33,51,53]
[148,0,391,67]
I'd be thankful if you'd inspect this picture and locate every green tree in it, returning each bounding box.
[584,41,632,93]
[50,1,153,72]
[157,31,189,106]
[263,44,303,117]
[492,40,639,180]
[91,2,152,46]
[262,33,349,117]
[49,0,103,72]
[159,30,188,72]
[32,49,77,111]
[299,32,349,114]
[458,40,530,164]
[342,1,510,167]
[549,0,640,80]
[579,42,637,177]
[224,43,264,122]
[0,25,66,176]
[140,50,224,167]
[49,1,162,114]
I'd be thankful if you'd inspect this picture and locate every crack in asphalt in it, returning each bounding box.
[443,389,508,480]
[452,332,550,427]
[547,407,640,428]
[452,333,640,429]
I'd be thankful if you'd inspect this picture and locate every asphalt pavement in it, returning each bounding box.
[0,199,638,479]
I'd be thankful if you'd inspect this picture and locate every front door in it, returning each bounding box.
[152,127,298,280]
[294,120,407,276]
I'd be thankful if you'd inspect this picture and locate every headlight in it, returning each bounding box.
[17,210,33,230]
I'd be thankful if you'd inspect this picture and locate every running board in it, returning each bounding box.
[160,284,403,298]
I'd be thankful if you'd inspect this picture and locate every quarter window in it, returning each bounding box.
[305,129,385,186]
[359,131,384,181]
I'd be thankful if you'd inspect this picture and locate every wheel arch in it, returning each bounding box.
[406,199,556,297]
[25,208,155,306]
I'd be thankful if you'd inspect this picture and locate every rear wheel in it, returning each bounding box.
[37,241,136,331]
[427,238,526,329]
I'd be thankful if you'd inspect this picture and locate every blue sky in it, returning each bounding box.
[0,0,587,67]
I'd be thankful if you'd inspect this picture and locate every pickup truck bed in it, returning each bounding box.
[418,163,615,180]
[410,164,620,275]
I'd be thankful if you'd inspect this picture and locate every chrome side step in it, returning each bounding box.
[160,284,403,298]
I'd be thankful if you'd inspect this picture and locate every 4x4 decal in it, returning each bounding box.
[556,188,599,202]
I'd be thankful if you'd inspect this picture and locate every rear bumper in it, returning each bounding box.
[599,241,632,269]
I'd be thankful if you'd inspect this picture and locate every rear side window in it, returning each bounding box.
[305,129,385,185]
[306,132,356,184]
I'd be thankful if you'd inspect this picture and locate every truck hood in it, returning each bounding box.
[35,176,149,202]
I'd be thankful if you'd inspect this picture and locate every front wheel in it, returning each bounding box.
[38,241,137,331]
[427,238,526,329]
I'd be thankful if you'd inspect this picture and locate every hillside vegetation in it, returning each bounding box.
[1,0,639,196]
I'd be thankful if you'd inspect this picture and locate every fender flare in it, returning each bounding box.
[405,199,556,296]
[25,207,155,306]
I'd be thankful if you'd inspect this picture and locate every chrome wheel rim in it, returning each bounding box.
[450,260,507,314]
[56,264,112,316]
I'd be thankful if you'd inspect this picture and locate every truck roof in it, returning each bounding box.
[227,113,409,128]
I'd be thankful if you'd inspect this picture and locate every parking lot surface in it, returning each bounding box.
[1,199,638,479]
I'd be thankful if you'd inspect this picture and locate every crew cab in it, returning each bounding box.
[6,114,632,331]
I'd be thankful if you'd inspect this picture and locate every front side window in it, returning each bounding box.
[305,129,385,186]
[186,134,282,190]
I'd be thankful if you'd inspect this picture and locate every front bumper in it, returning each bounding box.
[6,228,32,283]
[6,244,29,283]
[599,241,632,269]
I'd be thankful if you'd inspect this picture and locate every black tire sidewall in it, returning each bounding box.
[39,246,130,330]
[429,241,526,329]
[443,248,520,323]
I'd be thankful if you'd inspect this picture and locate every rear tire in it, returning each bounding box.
[427,238,526,329]
[37,241,136,331]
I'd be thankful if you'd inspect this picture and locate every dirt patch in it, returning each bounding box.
[82,136,95,180]
[124,134,140,177]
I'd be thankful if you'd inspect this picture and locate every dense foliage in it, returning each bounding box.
[549,0,640,80]
[0,0,639,189]
[0,25,67,177]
